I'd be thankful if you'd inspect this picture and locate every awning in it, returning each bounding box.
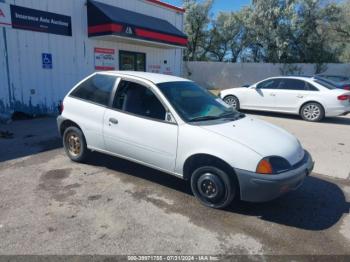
[87,0,188,48]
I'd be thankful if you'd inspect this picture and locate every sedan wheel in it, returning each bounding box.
[301,103,324,122]
[224,95,240,110]
[191,166,236,209]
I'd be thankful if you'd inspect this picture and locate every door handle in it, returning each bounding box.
[297,95,304,98]
[270,93,276,96]
[109,118,118,125]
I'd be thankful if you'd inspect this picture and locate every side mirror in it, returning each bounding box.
[165,112,176,124]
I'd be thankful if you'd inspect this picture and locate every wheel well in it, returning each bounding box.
[59,120,81,136]
[299,101,325,115]
[183,154,236,181]
[223,94,237,100]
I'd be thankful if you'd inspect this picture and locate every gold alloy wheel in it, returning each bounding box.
[65,132,81,157]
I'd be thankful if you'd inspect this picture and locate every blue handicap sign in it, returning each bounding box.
[42,53,52,69]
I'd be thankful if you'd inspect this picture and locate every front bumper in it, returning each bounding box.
[235,151,314,202]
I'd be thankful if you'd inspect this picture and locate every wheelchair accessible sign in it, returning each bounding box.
[42,53,52,69]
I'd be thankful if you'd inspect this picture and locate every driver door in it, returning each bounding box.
[103,79,178,173]
[244,79,281,111]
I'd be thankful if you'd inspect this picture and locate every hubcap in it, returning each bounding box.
[224,97,237,109]
[65,132,81,156]
[303,104,320,121]
[197,173,224,200]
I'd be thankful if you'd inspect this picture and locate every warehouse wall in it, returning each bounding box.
[0,0,184,115]
[184,62,350,89]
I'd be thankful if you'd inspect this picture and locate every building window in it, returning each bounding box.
[119,51,146,72]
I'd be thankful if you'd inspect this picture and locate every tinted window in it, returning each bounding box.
[113,80,166,121]
[279,79,306,91]
[305,82,319,91]
[257,79,281,89]
[314,79,337,90]
[71,74,116,106]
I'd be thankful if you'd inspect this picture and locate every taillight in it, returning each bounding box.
[337,95,350,101]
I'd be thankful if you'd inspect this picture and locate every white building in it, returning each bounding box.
[0,0,187,115]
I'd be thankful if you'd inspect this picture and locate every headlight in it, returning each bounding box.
[256,157,291,175]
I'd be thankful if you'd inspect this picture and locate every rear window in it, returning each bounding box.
[314,79,337,90]
[70,74,117,106]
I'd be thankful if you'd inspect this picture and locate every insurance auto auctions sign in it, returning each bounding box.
[0,2,11,28]
[10,4,72,36]
[94,48,116,71]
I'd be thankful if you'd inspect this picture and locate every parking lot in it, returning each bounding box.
[0,113,349,255]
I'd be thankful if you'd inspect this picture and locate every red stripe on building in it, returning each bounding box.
[95,66,115,70]
[88,23,123,34]
[0,22,12,26]
[145,0,185,13]
[135,28,188,46]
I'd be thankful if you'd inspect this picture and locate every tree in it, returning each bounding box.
[182,0,348,63]
[183,0,213,61]
[329,0,350,61]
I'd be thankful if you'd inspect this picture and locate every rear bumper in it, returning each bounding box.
[235,151,314,202]
[326,106,350,117]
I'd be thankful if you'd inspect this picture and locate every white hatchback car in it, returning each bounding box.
[58,72,314,209]
[220,76,350,122]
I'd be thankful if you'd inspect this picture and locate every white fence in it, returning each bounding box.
[183,62,350,89]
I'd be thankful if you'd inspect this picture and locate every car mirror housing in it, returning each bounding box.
[165,112,176,124]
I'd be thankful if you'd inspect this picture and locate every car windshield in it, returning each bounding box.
[157,81,242,123]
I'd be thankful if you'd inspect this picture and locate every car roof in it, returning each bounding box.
[267,76,314,81]
[101,71,191,84]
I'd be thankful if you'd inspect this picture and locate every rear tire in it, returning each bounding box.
[223,95,240,110]
[191,166,236,209]
[63,126,89,162]
[300,102,325,122]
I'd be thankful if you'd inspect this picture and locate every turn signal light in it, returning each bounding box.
[256,159,273,174]
[338,95,350,101]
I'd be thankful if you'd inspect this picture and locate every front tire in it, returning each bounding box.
[223,95,240,110]
[63,126,89,162]
[191,166,236,209]
[300,102,325,122]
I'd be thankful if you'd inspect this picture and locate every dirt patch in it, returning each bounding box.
[37,168,78,202]
[88,195,102,201]
[42,169,71,180]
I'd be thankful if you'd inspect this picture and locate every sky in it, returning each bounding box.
[164,0,252,14]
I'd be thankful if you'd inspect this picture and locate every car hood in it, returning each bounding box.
[200,116,304,165]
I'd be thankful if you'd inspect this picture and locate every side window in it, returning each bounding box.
[71,74,116,106]
[113,80,166,121]
[280,79,307,91]
[305,82,319,91]
[257,79,281,89]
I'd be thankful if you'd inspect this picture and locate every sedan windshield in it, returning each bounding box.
[157,81,242,122]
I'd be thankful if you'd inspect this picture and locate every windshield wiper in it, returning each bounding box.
[189,115,221,122]
[219,112,245,119]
